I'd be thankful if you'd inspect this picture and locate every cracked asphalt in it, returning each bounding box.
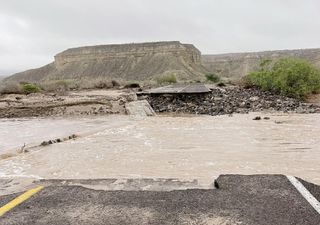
[0,175,319,225]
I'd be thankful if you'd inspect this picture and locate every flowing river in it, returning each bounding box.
[0,113,319,185]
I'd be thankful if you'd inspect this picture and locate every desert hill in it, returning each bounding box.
[202,48,320,80]
[4,41,320,83]
[5,41,207,83]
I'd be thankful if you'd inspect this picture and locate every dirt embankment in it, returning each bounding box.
[0,89,137,118]
[143,87,320,116]
[1,85,319,118]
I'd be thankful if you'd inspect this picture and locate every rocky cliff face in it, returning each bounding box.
[202,48,320,80]
[6,41,206,82]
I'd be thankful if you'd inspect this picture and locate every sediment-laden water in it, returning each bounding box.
[0,113,319,185]
[0,117,115,153]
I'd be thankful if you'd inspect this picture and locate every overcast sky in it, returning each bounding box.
[1,0,320,76]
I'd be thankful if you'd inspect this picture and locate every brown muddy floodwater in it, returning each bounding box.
[0,113,319,185]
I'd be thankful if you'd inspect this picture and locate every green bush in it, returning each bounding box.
[245,58,320,99]
[205,74,220,83]
[156,74,177,85]
[22,83,41,94]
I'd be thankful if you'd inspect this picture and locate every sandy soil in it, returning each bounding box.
[0,89,137,118]
[307,93,320,106]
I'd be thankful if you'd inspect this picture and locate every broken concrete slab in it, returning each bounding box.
[0,175,319,225]
[139,84,211,95]
[125,100,156,116]
[0,178,208,197]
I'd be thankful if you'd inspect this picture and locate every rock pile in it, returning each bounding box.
[40,134,77,146]
[144,87,320,116]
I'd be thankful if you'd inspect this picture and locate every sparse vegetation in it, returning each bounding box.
[39,80,70,92]
[38,78,120,92]
[244,58,320,99]
[205,73,220,83]
[156,74,177,85]
[111,80,120,87]
[124,83,140,89]
[0,81,41,95]
[22,83,41,94]
[0,81,23,94]
[1,79,117,95]
[93,80,114,89]
[217,82,226,87]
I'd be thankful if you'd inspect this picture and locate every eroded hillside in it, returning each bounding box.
[202,48,320,80]
[6,41,207,83]
[5,42,320,83]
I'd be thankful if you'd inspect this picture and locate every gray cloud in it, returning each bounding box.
[1,0,320,75]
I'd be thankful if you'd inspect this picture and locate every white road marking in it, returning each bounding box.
[287,175,320,215]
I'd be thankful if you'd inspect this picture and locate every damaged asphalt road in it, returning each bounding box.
[0,175,319,225]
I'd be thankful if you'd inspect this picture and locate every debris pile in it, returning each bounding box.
[40,134,78,146]
[144,87,320,116]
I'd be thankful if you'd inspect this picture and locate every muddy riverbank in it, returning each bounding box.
[0,89,137,118]
[1,85,320,118]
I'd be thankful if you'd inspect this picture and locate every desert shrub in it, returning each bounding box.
[93,79,113,89]
[77,78,118,90]
[39,78,120,92]
[205,73,220,83]
[124,83,140,89]
[0,82,23,94]
[156,74,177,85]
[111,80,120,87]
[244,58,320,99]
[54,80,69,89]
[22,83,41,94]
[69,79,96,90]
[217,82,226,87]
[40,80,71,92]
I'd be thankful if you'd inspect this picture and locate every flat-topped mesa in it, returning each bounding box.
[6,41,206,82]
[10,41,320,84]
[55,41,201,68]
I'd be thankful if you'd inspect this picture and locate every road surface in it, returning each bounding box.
[0,175,319,225]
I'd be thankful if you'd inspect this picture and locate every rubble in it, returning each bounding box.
[143,87,320,116]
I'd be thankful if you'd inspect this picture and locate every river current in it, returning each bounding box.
[0,113,319,185]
